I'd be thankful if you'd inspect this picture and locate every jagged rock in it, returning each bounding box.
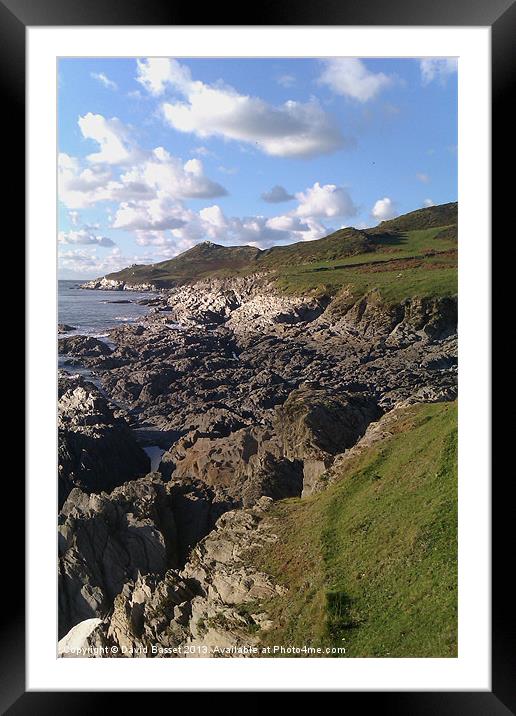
[167,479,234,564]
[58,375,150,507]
[163,275,324,334]
[81,497,283,657]
[327,290,457,343]
[88,286,456,444]
[58,335,112,357]
[57,275,458,655]
[160,426,303,509]
[274,387,382,495]
[58,475,178,639]
[58,323,76,333]
[80,277,157,291]
[105,571,194,655]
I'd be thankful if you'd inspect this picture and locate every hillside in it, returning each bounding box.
[252,401,458,657]
[103,202,457,301]
[105,242,261,288]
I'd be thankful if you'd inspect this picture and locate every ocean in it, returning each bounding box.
[58,280,165,464]
[58,280,155,336]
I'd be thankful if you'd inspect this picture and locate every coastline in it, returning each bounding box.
[58,275,457,656]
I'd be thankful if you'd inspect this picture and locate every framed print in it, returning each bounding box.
[5,0,510,709]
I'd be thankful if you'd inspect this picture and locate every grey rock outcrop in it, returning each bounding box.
[58,475,178,639]
[64,496,283,657]
[80,277,157,291]
[58,374,150,507]
[274,387,382,495]
[57,270,458,655]
[160,425,303,509]
[58,335,112,357]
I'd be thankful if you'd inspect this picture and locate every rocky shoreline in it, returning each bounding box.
[58,276,457,656]
[79,277,158,292]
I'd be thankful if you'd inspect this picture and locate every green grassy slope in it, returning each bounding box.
[368,201,458,235]
[104,242,261,287]
[104,202,457,302]
[251,401,458,657]
[276,225,457,302]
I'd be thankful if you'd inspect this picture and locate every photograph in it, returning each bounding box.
[56,55,459,660]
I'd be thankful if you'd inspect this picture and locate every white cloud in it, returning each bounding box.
[145,179,357,254]
[90,72,118,91]
[58,228,116,247]
[58,121,227,211]
[163,203,322,251]
[276,74,296,88]
[318,58,394,102]
[372,197,397,222]
[144,59,346,158]
[112,197,188,232]
[295,182,357,219]
[60,179,357,270]
[420,58,458,85]
[78,113,140,165]
[123,148,227,200]
[423,198,435,208]
[107,149,227,232]
[136,57,190,96]
[416,172,430,183]
[58,247,154,278]
[261,185,295,203]
[58,153,116,208]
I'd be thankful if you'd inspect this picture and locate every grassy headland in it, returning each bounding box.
[104,202,457,304]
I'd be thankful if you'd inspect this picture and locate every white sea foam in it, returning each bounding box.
[143,446,165,472]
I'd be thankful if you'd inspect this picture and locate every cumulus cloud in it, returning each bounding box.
[58,228,116,247]
[112,198,188,232]
[91,72,118,91]
[122,148,227,200]
[261,185,295,203]
[78,113,141,165]
[140,59,347,158]
[58,123,227,211]
[420,58,458,85]
[107,149,226,232]
[163,201,327,251]
[295,182,357,219]
[58,153,116,208]
[318,58,394,102]
[136,57,190,96]
[58,247,154,278]
[170,181,358,250]
[372,197,397,222]
[126,179,358,255]
[423,198,435,207]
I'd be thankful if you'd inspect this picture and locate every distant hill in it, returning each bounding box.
[110,242,261,288]
[368,201,457,236]
[104,201,457,301]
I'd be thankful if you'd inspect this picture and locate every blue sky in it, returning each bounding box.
[58,57,457,279]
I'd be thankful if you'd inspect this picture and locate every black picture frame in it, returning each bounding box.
[6,0,508,710]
